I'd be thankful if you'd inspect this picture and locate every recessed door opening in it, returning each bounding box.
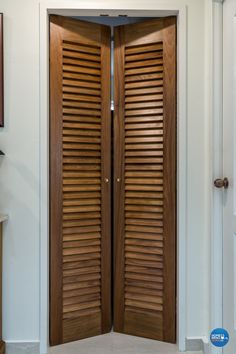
[49,14,176,346]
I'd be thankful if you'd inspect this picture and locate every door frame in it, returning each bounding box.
[210,1,224,354]
[39,2,187,353]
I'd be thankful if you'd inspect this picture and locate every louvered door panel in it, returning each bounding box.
[114,18,176,343]
[50,16,111,345]
[62,39,103,328]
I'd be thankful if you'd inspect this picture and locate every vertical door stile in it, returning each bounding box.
[162,18,176,343]
[100,25,112,334]
[114,26,126,332]
[50,17,64,345]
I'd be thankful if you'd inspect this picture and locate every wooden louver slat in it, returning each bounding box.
[114,17,176,343]
[50,15,111,345]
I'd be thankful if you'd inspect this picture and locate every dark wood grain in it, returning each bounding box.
[50,15,111,345]
[63,313,101,343]
[0,341,5,354]
[0,14,4,127]
[162,17,177,343]
[50,16,63,345]
[113,26,126,333]
[100,25,112,334]
[50,15,176,345]
[114,17,176,343]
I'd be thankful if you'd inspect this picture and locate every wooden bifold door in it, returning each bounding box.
[50,15,176,346]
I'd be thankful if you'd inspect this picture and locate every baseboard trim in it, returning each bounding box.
[5,341,40,354]
[186,337,209,354]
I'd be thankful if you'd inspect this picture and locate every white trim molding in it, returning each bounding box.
[213,0,224,4]
[210,0,224,354]
[39,3,187,354]
[186,337,209,354]
[5,341,40,354]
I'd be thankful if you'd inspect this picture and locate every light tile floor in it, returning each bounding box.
[49,332,202,354]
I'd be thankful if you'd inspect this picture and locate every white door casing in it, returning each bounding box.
[39,2,187,354]
[223,0,236,353]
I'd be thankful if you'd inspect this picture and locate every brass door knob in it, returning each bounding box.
[214,177,229,189]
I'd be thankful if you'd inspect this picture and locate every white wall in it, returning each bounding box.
[0,0,210,345]
[0,0,40,341]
